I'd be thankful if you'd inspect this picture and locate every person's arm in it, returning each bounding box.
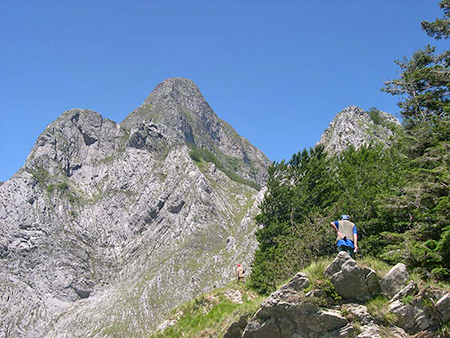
[353,233,358,252]
[330,221,342,238]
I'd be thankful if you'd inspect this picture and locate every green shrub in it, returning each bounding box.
[368,107,384,126]
[431,267,450,280]
[57,181,69,192]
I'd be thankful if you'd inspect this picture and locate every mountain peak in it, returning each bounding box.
[143,77,205,107]
[122,78,270,186]
[318,106,401,155]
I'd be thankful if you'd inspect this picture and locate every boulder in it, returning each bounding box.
[357,324,409,338]
[341,303,373,325]
[324,251,352,278]
[280,272,310,292]
[379,263,409,298]
[242,276,347,338]
[324,252,380,301]
[242,302,348,338]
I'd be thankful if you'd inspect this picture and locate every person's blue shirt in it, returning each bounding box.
[334,221,357,248]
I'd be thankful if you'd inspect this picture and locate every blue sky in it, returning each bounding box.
[0,1,446,181]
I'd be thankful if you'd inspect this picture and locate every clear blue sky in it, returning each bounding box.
[0,1,446,181]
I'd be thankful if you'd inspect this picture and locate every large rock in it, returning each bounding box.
[241,272,348,338]
[391,282,419,302]
[324,252,380,301]
[341,303,373,325]
[280,272,310,292]
[357,324,409,338]
[223,315,249,338]
[389,298,437,334]
[379,263,409,298]
[388,286,445,334]
[242,301,348,338]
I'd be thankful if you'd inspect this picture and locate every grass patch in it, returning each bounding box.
[409,271,450,291]
[358,256,391,278]
[401,295,414,305]
[298,257,342,300]
[366,296,397,325]
[28,166,50,184]
[300,257,333,285]
[57,181,69,192]
[438,322,450,337]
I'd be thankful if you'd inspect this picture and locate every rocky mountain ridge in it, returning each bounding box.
[0,78,270,337]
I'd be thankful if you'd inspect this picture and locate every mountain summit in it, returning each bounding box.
[123,78,268,186]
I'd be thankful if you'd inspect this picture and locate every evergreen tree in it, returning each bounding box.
[381,46,449,127]
[421,0,450,40]
[378,0,450,279]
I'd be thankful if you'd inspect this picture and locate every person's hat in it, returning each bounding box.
[341,215,350,220]
[237,264,241,267]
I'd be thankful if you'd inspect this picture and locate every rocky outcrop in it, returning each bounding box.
[0,79,270,337]
[235,253,450,338]
[318,106,401,155]
[242,278,349,338]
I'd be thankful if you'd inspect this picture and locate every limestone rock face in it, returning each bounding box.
[318,106,400,155]
[0,78,270,338]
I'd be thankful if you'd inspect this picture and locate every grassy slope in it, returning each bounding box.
[151,283,264,338]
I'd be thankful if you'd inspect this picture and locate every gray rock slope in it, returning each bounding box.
[318,106,400,155]
[0,78,270,337]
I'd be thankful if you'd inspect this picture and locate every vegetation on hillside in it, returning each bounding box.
[150,283,264,338]
[249,1,450,295]
[189,146,261,190]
